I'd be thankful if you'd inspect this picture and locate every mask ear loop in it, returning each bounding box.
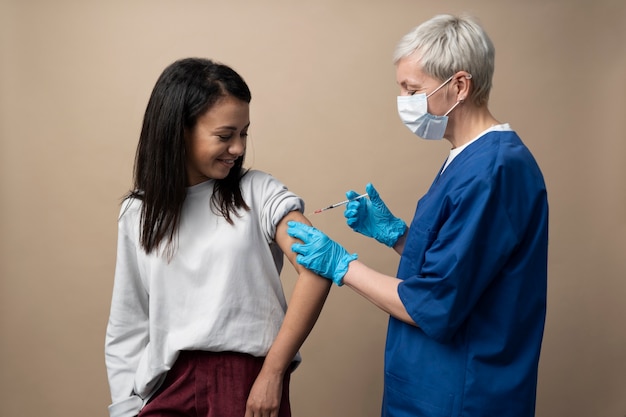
[443,73,473,116]
[444,100,463,116]
[426,75,455,99]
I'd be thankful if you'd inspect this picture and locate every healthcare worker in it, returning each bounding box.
[287,14,548,417]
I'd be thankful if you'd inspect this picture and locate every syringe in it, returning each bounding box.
[312,193,368,214]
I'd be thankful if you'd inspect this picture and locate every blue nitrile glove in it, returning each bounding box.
[287,221,358,286]
[344,183,407,247]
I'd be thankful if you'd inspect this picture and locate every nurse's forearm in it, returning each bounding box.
[342,260,417,326]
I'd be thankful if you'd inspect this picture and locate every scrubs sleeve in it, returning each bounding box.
[105,201,150,417]
[398,177,519,343]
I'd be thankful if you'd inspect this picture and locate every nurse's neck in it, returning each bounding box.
[446,104,500,149]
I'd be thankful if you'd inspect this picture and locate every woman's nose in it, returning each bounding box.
[229,137,246,156]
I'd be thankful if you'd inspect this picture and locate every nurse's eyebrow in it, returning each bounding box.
[399,79,421,89]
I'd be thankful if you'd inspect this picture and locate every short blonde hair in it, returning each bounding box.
[394,14,495,106]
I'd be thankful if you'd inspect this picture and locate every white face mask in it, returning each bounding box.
[397,74,468,140]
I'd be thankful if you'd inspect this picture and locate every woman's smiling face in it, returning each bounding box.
[185,94,250,186]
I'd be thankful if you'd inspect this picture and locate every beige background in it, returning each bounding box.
[1,0,625,416]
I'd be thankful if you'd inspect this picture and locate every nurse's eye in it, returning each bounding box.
[218,134,233,141]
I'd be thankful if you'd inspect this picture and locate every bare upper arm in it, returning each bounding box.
[275,210,311,273]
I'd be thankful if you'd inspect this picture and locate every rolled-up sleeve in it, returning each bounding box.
[254,172,304,243]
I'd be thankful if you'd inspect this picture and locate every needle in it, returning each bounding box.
[311,193,368,214]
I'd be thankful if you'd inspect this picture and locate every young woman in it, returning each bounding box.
[105,58,331,417]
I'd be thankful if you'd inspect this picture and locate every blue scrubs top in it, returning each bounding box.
[383,130,548,417]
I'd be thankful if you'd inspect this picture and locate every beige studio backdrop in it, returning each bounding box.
[1,1,625,416]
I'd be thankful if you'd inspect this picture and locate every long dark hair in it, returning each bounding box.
[127,58,251,256]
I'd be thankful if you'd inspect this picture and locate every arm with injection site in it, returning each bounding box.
[246,211,332,417]
[287,221,415,326]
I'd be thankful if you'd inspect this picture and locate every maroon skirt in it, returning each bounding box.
[138,351,292,417]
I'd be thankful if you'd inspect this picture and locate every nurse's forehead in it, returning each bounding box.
[396,71,429,89]
[395,58,427,86]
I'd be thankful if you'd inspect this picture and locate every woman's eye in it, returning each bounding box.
[218,134,232,141]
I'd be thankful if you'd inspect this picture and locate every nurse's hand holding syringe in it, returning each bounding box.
[343,183,407,248]
[288,183,408,285]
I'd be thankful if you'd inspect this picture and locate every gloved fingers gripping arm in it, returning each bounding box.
[287,221,358,286]
[287,221,416,326]
[343,183,407,248]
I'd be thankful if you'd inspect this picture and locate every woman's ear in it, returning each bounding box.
[454,72,472,101]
